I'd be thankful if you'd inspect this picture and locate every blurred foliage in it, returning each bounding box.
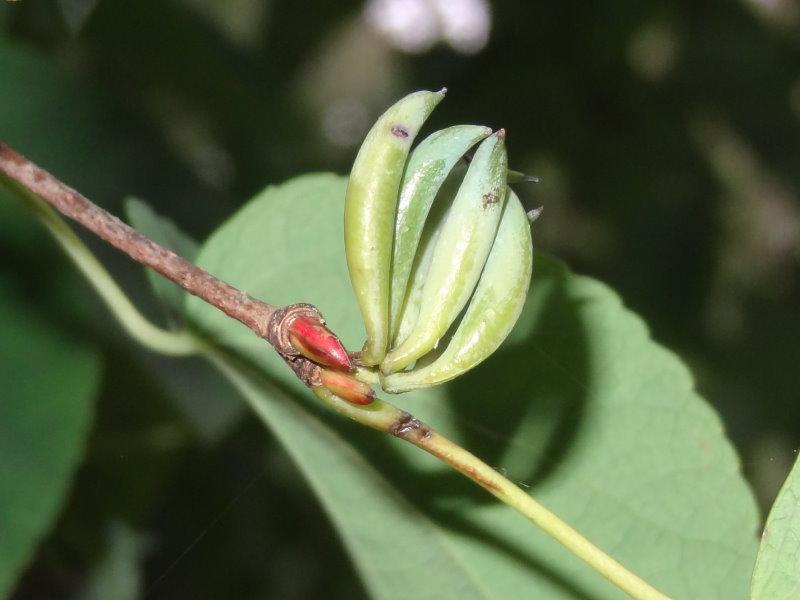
[0,289,99,598]
[0,0,798,597]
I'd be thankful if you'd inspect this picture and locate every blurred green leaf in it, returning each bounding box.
[124,197,244,442]
[125,197,200,326]
[0,40,121,195]
[751,452,800,599]
[0,39,87,246]
[0,39,143,261]
[58,0,101,34]
[78,522,148,600]
[138,354,246,444]
[0,290,100,598]
[186,174,760,599]
[0,37,221,253]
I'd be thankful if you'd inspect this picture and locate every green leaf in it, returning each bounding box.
[186,174,760,599]
[0,290,100,598]
[0,40,127,197]
[210,351,496,599]
[0,38,215,254]
[751,452,800,599]
[0,40,103,246]
[124,197,243,442]
[124,197,200,326]
[78,522,149,600]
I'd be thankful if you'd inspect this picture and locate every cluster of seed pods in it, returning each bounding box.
[343,89,535,395]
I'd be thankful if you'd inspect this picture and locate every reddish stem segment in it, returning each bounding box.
[318,369,375,405]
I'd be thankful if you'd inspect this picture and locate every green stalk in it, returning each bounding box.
[1,176,203,356]
[313,386,671,600]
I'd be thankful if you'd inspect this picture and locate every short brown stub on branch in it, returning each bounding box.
[389,412,431,441]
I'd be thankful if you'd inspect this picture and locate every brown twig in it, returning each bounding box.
[0,142,364,393]
[0,143,278,336]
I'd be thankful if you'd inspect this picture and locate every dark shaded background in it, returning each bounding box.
[1,0,798,597]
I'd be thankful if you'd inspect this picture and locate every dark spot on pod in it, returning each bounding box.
[482,192,499,209]
[391,125,409,138]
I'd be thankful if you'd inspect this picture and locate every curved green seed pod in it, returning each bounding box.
[392,163,467,349]
[344,89,445,365]
[393,223,441,351]
[389,125,492,339]
[393,205,445,351]
[383,189,533,392]
[380,130,508,375]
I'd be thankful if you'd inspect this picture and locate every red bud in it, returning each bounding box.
[319,369,375,405]
[288,316,353,371]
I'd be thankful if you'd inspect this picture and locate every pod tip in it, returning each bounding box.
[507,169,540,184]
[438,87,448,95]
[495,128,506,140]
[527,206,544,223]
